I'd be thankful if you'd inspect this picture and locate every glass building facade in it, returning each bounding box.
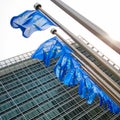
[0,47,120,120]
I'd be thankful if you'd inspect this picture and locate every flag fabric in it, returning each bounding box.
[63,68,79,86]
[54,53,81,86]
[32,36,120,114]
[32,36,72,66]
[78,69,120,113]
[10,10,56,38]
[54,53,73,81]
[54,53,78,86]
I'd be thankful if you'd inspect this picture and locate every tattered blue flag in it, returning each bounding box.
[31,35,120,114]
[10,10,56,38]
[97,87,120,114]
[78,68,120,113]
[78,78,87,98]
[63,68,75,86]
[54,53,74,81]
[54,53,81,86]
[32,36,72,66]
[63,56,82,86]
[54,54,66,80]
[75,68,84,82]
[63,68,79,86]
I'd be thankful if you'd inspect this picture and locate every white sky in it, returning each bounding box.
[0,0,120,66]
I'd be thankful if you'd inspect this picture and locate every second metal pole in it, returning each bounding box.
[51,0,120,54]
[50,28,120,106]
[34,3,120,79]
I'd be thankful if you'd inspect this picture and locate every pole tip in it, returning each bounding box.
[34,3,42,10]
[51,28,57,34]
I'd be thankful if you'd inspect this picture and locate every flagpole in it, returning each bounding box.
[51,28,120,106]
[34,3,120,105]
[50,0,120,55]
[34,3,120,79]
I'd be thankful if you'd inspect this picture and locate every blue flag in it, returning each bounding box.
[10,10,56,38]
[32,36,71,66]
[54,53,81,86]
[63,68,79,86]
[31,35,120,113]
[78,68,120,113]
[54,52,120,113]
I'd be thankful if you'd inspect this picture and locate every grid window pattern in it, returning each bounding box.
[0,55,120,120]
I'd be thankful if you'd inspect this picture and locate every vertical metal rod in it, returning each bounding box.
[34,3,120,79]
[51,0,120,54]
[50,28,120,106]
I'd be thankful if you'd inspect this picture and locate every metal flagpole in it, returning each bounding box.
[50,0,120,54]
[50,28,120,106]
[33,3,120,79]
[34,3,120,105]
